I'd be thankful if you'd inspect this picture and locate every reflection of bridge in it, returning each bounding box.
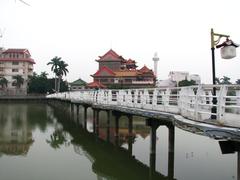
[47,85,240,127]
[51,108,175,180]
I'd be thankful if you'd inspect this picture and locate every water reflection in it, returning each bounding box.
[0,103,51,156]
[219,141,240,180]
[48,107,175,180]
[0,103,239,180]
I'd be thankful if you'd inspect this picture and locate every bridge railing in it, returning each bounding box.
[47,85,240,124]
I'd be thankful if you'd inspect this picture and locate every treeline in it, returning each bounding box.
[216,76,240,85]
[178,76,240,87]
[28,72,68,94]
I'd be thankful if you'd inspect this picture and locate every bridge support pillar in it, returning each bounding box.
[83,105,88,130]
[95,110,100,136]
[106,110,111,142]
[112,111,121,146]
[146,119,161,176]
[76,104,80,124]
[167,124,175,180]
[127,115,133,155]
[93,110,96,133]
[70,103,74,121]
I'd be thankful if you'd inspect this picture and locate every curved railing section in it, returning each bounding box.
[47,85,240,125]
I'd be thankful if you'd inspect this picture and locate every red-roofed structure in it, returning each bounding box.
[96,49,125,62]
[0,48,35,95]
[93,66,115,76]
[91,49,155,88]
[86,81,106,89]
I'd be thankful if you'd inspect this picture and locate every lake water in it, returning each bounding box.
[0,103,238,180]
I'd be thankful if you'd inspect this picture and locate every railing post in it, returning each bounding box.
[194,85,203,120]
[236,90,240,114]
[217,85,227,122]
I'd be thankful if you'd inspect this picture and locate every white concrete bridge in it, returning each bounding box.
[47,84,240,128]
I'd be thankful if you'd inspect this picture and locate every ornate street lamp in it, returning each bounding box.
[210,28,239,119]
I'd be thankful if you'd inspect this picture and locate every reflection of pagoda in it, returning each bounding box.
[0,104,33,156]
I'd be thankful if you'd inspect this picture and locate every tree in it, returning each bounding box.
[47,56,61,92]
[12,75,24,88]
[178,79,196,87]
[28,72,68,94]
[40,71,48,79]
[0,77,8,89]
[236,79,240,85]
[47,57,68,92]
[216,76,232,84]
[56,60,69,92]
[220,76,231,84]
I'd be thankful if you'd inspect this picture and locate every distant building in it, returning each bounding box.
[168,71,201,85]
[89,49,155,89]
[0,48,35,95]
[69,78,87,91]
[86,81,106,89]
[157,79,176,88]
[188,74,201,84]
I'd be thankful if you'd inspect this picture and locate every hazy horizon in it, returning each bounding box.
[1,0,240,83]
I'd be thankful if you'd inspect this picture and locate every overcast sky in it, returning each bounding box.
[1,0,240,83]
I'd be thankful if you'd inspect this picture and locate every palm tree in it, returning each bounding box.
[47,57,61,92]
[56,60,69,92]
[236,79,240,85]
[0,77,8,89]
[40,71,48,79]
[13,75,24,88]
[220,76,231,84]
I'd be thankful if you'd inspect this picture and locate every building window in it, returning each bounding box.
[125,79,132,82]
[100,79,108,82]
[0,67,3,71]
[12,62,19,65]
[12,69,19,72]
[12,82,16,86]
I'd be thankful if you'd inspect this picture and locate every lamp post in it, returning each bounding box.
[210,28,238,119]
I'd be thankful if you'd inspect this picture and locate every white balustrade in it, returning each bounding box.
[46,85,240,125]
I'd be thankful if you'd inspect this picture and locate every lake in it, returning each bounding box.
[0,103,238,180]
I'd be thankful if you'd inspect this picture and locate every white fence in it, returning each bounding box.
[47,85,240,125]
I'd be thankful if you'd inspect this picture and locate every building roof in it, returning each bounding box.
[92,66,116,76]
[126,59,136,64]
[0,58,35,64]
[139,65,151,73]
[70,78,87,86]
[0,48,35,64]
[96,49,125,62]
[3,48,31,55]
[87,81,106,89]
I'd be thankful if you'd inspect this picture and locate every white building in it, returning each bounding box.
[188,74,201,84]
[169,71,189,84]
[168,71,201,85]
[0,48,35,95]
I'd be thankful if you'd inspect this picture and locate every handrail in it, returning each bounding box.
[47,84,240,125]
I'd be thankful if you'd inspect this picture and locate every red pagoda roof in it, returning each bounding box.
[139,65,151,73]
[126,59,136,64]
[3,48,31,55]
[92,66,115,76]
[96,49,125,62]
[87,81,106,89]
